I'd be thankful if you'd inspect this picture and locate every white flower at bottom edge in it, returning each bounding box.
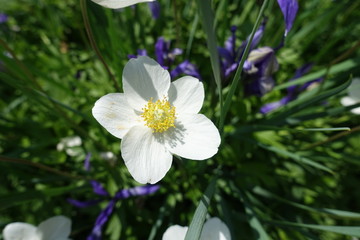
[92,56,221,184]
[90,0,155,9]
[162,217,231,240]
[340,77,360,115]
[2,216,72,240]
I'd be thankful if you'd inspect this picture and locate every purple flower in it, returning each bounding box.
[260,64,322,114]
[277,0,299,36]
[218,21,266,79]
[68,155,160,240]
[129,37,201,79]
[244,47,279,96]
[0,13,8,24]
[148,2,160,19]
[155,37,183,67]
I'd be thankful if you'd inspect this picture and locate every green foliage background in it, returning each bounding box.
[0,0,359,239]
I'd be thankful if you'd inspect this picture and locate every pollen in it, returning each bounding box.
[141,97,176,133]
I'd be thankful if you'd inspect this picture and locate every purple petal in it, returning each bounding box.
[170,60,201,79]
[84,153,92,172]
[225,26,237,54]
[148,2,160,19]
[90,180,110,196]
[248,20,266,50]
[0,13,7,24]
[155,37,167,66]
[260,95,294,114]
[277,0,299,36]
[127,49,148,60]
[168,48,183,62]
[114,185,160,200]
[137,49,148,56]
[67,198,103,208]
[87,199,117,240]
[287,63,313,93]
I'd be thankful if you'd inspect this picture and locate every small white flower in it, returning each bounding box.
[341,77,360,115]
[2,216,72,240]
[162,217,231,240]
[90,0,155,9]
[92,56,221,184]
[56,136,82,157]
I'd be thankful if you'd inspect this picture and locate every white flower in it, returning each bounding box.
[92,56,221,184]
[2,216,71,240]
[340,77,360,115]
[56,136,82,157]
[162,217,231,240]
[90,0,155,9]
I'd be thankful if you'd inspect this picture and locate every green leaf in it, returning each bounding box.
[274,58,359,91]
[268,220,360,237]
[184,178,217,240]
[195,0,223,118]
[0,186,88,210]
[257,142,334,174]
[264,79,351,125]
[253,187,360,220]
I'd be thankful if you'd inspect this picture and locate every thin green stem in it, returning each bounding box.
[0,156,87,180]
[219,0,270,132]
[195,0,223,128]
[80,0,120,92]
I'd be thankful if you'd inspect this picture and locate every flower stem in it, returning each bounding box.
[80,0,120,92]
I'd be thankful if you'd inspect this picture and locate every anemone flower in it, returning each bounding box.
[340,77,360,115]
[90,0,155,9]
[92,56,220,184]
[162,217,231,240]
[2,216,71,240]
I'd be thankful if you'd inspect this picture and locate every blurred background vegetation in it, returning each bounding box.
[0,0,359,239]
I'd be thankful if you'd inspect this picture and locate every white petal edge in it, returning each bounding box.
[340,96,360,114]
[200,217,231,240]
[91,0,155,9]
[165,114,221,160]
[162,225,188,240]
[121,125,173,184]
[168,76,204,115]
[341,96,357,107]
[92,93,139,139]
[37,216,71,240]
[348,78,360,101]
[2,222,39,240]
[123,56,171,112]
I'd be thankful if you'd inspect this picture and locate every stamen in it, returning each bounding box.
[141,97,176,132]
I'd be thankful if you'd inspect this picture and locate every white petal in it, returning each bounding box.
[351,107,360,115]
[165,114,221,160]
[162,225,188,240]
[123,56,171,112]
[91,0,155,9]
[200,217,231,240]
[37,216,71,240]
[2,222,40,240]
[92,93,139,139]
[341,96,357,107]
[168,76,204,115]
[348,78,360,101]
[121,125,173,184]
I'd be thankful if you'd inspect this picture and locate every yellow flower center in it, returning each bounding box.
[141,97,176,132]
